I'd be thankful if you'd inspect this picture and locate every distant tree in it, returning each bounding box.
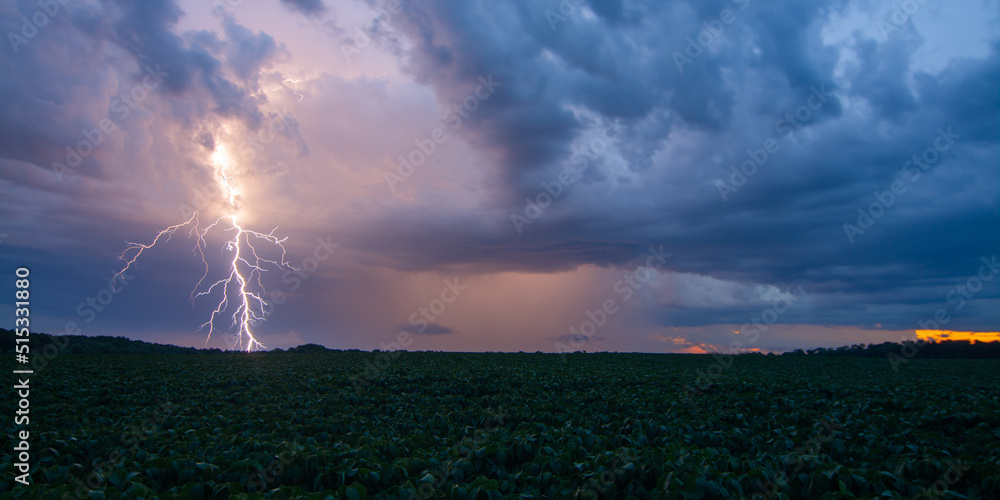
[781,339,1000,359]
[0,328,221,355]
[287,343,331,353]
[0,329,14,353]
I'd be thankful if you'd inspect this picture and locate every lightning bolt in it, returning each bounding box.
[115,144,298,352]
[271,78,304,102]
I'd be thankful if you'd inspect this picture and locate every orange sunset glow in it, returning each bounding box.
[916,330,1000,343]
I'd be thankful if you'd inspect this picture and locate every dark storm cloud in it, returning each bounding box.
[365,0,848,195]
[349,0,999,330]
[100,1,299,128]
[848,36,919,120]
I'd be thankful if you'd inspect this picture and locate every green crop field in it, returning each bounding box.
[3,352,999,499]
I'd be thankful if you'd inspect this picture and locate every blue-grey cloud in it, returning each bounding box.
[556,333,605,343]
[343,0,1000,332]
[279,0,324,16]
[398,323,456,335]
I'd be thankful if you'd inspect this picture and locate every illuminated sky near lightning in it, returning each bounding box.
[1,0,998,352]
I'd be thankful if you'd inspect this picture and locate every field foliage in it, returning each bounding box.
[2,352,999,499]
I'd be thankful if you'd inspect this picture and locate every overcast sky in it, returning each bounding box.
[1,0,997,352]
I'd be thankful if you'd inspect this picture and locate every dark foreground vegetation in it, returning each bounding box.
[2,343,999,499]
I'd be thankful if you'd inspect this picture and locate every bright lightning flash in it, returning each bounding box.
[115,144,298,352]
